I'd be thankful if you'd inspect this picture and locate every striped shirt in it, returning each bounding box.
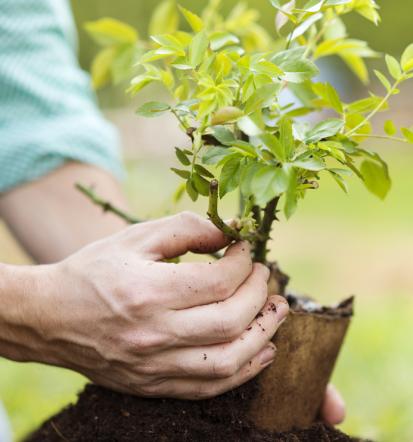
[0,0,123,193]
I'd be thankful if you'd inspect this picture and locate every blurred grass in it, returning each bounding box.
[1,145,413,441]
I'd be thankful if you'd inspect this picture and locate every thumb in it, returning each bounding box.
[141,212,233,260]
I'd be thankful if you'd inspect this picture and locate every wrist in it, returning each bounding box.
[0,262,57,363]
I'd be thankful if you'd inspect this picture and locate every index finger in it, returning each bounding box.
[154,241,253,310]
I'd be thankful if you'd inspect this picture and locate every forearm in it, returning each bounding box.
[0,263,51,363]
[0,162,130,263]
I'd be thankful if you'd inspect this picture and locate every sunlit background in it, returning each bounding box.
[1,1,412,441]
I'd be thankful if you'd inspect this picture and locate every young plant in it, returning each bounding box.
[85,0,413,265]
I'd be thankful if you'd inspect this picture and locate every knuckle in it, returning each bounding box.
[139,383,160,397]
[213,357,239,378]
[179,211,203,227]
[125,332,167,354]
[194,383,216,400]
[211,278,231,299]
[219,317,243,340]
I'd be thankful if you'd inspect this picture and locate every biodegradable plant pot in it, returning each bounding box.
[248,295,353,432]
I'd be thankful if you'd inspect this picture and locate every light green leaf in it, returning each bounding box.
[293,157,326,171]
[284,167,298,219]
[189,31,210,68]
[305,119,344,143]
[374,70,392,93]
[90,47,117,89]
[360,160,391,200]
[85,18,138,46]
[289,13,323,41]
[279,117,295,160]
[401,43,413,72]
[401,127,413,144]
[260,133,286,161]
[219,158,241,197]
[211,126,236,145]
[280,59,319,83]
[210,32,240,51]
[178,6,204,32]
[384,120,397,136]
[385,55,402,80]
[149,0,179,36]
[251,166,289,206]
[136,101,170,118]
[202,147,230,165]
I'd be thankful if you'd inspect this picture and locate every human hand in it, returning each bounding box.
[35,212,289,399]
[321,384,346,426]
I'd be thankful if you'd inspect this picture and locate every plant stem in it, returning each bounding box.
[254,197,280,264]
[207,180,241,241]
[76,184,140,224]
[345,76,405,137]
[350,134,408,143]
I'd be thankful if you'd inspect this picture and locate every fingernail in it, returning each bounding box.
[276,301,289,322]
[259,344,276,366]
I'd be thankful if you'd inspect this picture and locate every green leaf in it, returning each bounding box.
[244,83,281,114]
[178,6,204,32]
[329,170,349,193]
[384,120,397,136]
[202,147,229,165]
[401,127,413,143]
[284,167,298,219]
[251,166,289,206]
[401,43,413,72]
[90,47,117,89]
[305,119,344,143]
[260,134,286,161]
[194,164,214,178]
[219,158,241,197]
[347,96,387,115]
[136,101,171,118]
[280,59,319,83]
[313,82,343,113]
[237,115,264,137]
[385,55,402,80]
[293,157,326,171]
[360,160,391,200]
[240,162,261,197]
[186,179,199,201]
[192,173,210,196]
[111,44,137,85]
[85,18,138,46]
[279,117,295,160]
[171,168,190,179]
[175,147,191,166]
[374,70,392,93]
[211,126,236,145]
[289,13,323,41]
[210,32,240,51]
[149,0,179,36]
[189,31,210,68]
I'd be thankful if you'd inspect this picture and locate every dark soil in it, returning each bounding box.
[28,381,366,442]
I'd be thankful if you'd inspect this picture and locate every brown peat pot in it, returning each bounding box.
[248,295,353,432]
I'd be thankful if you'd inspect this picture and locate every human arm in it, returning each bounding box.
[0,162,129,263]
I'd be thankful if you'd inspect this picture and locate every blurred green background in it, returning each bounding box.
[1,1,413,441]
